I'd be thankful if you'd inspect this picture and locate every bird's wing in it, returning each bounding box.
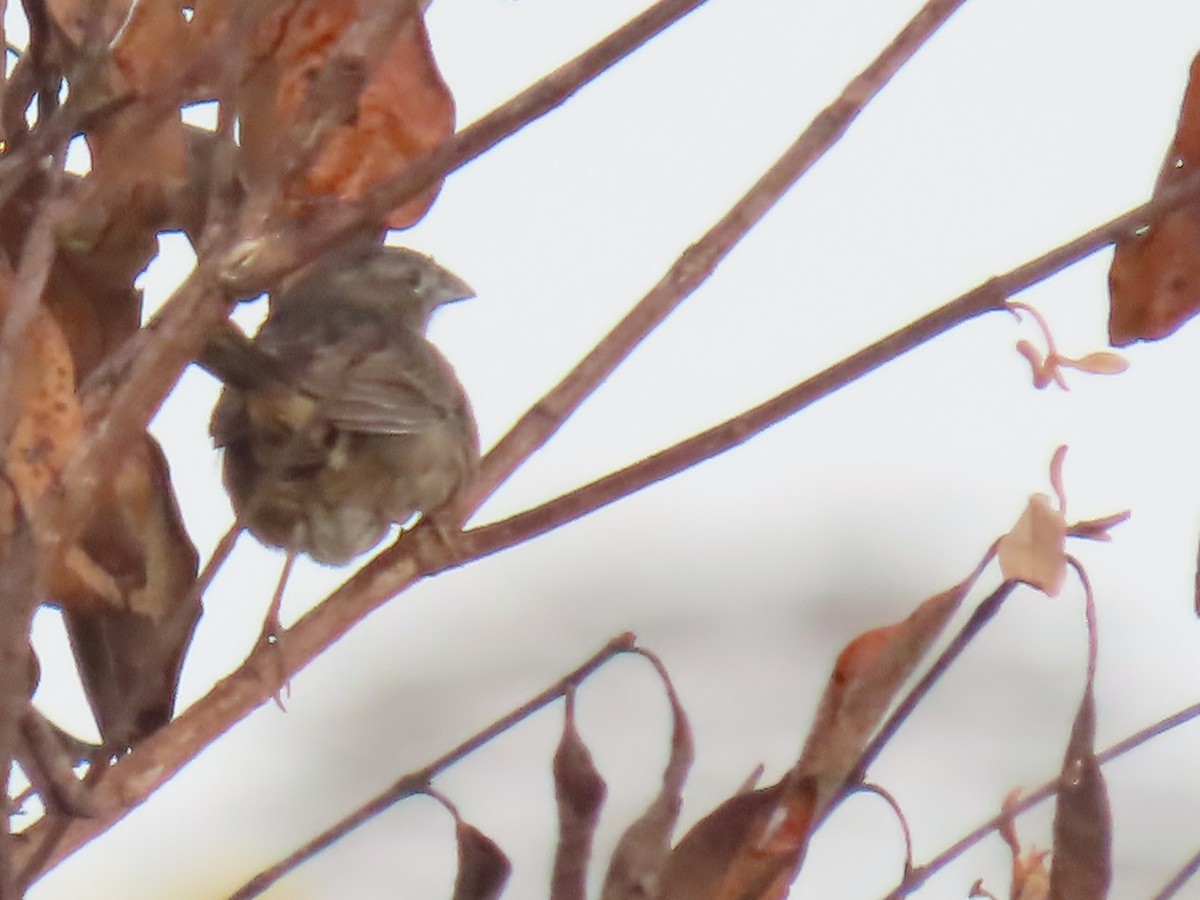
[299,329,465,435]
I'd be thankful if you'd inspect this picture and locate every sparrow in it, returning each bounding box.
[201,241,479,565]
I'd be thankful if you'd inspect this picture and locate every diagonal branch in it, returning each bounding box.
[460,173,1182,558]
[468,0,974,509]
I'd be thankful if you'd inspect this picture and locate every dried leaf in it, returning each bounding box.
[796,583,970,812]
[551,689,606,900]
[656,777,815,900]
[451,817,511,900]
[57,436,200,750]
[240,1,454,227]
[601,652,694,900]
[307,13,454,228]
[1108,51,1200,345]
[1048,689,1111,898]
[5,304,85,513]
[997,495,1067,597]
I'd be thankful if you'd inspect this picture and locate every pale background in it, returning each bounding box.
[18,1,1200,897]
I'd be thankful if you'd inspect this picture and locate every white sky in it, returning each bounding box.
[21,1,1200,897]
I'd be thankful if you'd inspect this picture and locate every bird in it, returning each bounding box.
[201,241,480,569]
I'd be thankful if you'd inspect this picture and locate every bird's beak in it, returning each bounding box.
[439,270,475,304]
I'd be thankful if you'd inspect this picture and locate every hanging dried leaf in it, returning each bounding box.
[451,816,511,900]
[1047,685,1111,898]
[601,651,694,900]
[1108,51,1200,345]
[551,689,606,900]
[997,495,1067,597]
[240,0,454,228]
[57,436,200,750]
[796,582,970,813]
[5,303,85,514]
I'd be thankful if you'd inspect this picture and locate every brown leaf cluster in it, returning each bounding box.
[0,0,457,783]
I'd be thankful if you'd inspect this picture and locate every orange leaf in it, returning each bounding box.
[306,13,455,228]
[241,1,454,228]
[1108,51,1200,345]
[796,583,970,811]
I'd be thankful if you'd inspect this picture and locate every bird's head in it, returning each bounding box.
[281,242,475,333]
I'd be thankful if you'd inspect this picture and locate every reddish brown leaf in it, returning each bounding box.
[240,1,454,227]
[656,777,815,900]
[1048,689,1111,899]
[601,651,694,900]
[306,13,454,228]
[1108,51,1200,345]
[796,582,970,813]
[451,817,511,900]
[551,689,606,900]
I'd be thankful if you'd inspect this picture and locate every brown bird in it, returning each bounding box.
[202,242,479,567]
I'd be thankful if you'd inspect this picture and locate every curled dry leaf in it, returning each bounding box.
[57,435,200,751]
[551,690,606,900]
[1048,684,1111,898]
[796,582,971,812]
[997,495,1067,597]
[600,651,694,900]
[451,816,511,900]
[656,777,814,900]
[1109,51,1200,345]
[241,0,455,228]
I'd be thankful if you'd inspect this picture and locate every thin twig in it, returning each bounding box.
[460,168,1200,560]
[220,0,720,296]
[469,0,974,511]
[850,577,1015,790]
[853,783,915,883]
[1149,846,1200,900]
[228,633,636,899]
